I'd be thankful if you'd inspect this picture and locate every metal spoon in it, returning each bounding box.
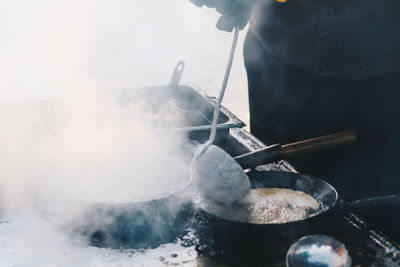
[191,26,251,203]
[191,143,251,203]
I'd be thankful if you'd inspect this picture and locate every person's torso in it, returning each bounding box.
[250,0,400,78]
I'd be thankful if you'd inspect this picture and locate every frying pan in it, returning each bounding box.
[82,132,356,249]
[75,129,356,249]
[195,170,400,264]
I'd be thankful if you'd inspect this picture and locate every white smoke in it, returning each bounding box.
[0,0,249,265]
[0,89,191,215]
[0,0,248,118]
[0,0,249,206]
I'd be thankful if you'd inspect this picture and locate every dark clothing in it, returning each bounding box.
[244,30,400,241]
[250,0,400,78]
[244,0,400,242]
[245,30,400,198]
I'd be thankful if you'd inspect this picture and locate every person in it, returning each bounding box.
[190,0,400,241]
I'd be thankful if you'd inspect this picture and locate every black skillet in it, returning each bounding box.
[195,170,400,265]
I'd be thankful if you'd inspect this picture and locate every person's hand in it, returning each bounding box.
[190,0,254,32]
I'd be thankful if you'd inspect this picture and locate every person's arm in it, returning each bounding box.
[190,0,255,32]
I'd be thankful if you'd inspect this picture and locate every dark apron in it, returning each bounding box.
[244,30,400,240]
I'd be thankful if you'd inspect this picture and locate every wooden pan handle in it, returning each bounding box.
[282,130,357,158]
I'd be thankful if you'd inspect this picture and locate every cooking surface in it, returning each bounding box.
[1,128,399,266]
[1,89,399,266]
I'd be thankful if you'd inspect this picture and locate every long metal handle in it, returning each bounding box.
[235,144,284,169]
[206,25,240,146]
[343,194,400,211]
[196,25,240,158]
[169,60,185,87]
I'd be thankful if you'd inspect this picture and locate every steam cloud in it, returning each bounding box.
[0,0,249,263]
[0,87,190,215]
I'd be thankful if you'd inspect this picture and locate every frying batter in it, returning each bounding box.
[197,188,320,224]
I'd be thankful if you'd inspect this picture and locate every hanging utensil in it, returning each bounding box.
[191,25,250,203]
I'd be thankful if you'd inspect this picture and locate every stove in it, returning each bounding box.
[193,128,400,266]
[87,82,400,266]
[86,126,400,266]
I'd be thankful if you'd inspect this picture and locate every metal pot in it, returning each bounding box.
[77,190,194,249]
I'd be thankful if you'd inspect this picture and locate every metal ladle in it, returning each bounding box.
[191,26,251,203]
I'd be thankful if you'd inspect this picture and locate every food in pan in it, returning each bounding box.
[243,188,320,224]
[198,188,320,224]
